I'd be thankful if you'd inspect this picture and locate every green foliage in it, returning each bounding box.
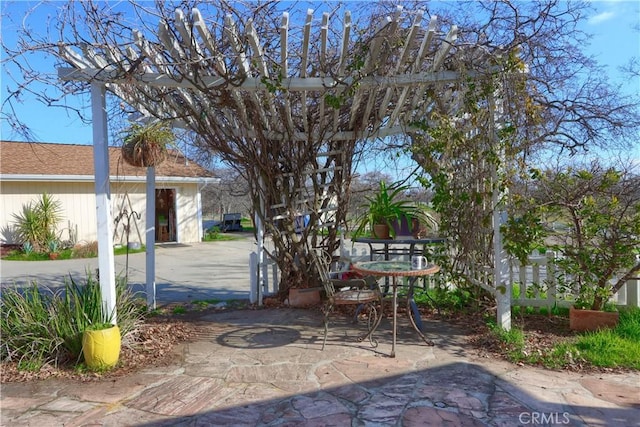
[0,283,63,370]
[1,273,145,370]
[47,239,60,253]
[501,210,547,265]
[121,121,175,167]
[11,193,63,253]
[172,305,187,315]
[49,274,114,360]
[3,242,144,260]
[615,307,640,341]
[412,285,475,312]
[488,307,640,370]
[203,227,239,242]
[354,180,431,238]
[122,121,175,148]
[85,322,116,331]
[487,318,526,362]
[22,241,33,255]
[504,163,640,311]
[573,320,640,369]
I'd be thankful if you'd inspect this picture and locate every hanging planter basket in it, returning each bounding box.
[122,140,167,167]
[121,122,174,168]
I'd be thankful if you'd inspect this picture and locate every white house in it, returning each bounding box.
[0,141,218,247]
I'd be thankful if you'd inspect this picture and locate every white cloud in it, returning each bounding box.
[588,11,615,25]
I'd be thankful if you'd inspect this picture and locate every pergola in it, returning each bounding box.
[57,5,511,328]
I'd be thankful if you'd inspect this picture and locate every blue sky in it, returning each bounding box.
[1,1,638,162]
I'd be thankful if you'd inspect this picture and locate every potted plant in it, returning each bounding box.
[354,180,425,239]
[82,322,121,370]
[47,239,60,260]
[504,163,640,332]
[121,121,175,167]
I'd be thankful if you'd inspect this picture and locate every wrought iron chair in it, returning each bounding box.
[312,249,383,350]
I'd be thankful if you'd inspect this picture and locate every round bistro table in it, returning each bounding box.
[351,260,440,357]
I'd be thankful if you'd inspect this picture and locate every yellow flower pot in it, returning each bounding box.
[82,325,121,370]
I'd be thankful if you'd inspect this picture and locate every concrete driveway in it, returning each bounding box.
[0,236,261,306]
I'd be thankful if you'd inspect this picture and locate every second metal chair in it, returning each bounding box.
[312,249,383,350]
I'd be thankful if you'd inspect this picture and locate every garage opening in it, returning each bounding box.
[156,189,176,242]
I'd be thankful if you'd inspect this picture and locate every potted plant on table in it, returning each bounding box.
[121,121,175,168]
[354,180,429,239]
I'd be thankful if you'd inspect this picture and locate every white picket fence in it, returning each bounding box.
[509,251,639,310]
[250,244,640,310]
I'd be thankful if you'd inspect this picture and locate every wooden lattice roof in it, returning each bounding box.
[56,6,490,143]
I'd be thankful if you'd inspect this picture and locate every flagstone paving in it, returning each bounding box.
[2,308,638,426]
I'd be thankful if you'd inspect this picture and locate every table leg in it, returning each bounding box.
[391,276,397,358]
[407,277,435,346]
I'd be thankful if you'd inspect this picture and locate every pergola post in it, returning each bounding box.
[490,91,511,330]
[90,82,117,323]
[145,167,157,309]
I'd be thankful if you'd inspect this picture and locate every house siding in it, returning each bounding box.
[2,181,202,246]
[1,181,97,244]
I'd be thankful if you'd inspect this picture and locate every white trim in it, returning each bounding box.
[0,174,219,184]
[146,167,157,309]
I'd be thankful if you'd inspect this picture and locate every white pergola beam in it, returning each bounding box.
[333,10,352,132]
[58,67,476,89]
[318,12,329,131]
[378,9,425,124]
[300,9,313,133]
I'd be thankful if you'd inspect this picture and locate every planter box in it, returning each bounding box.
[288,287,321,308]
[569,307,619,332]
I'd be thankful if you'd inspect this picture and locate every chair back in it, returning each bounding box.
[311,248,336,297]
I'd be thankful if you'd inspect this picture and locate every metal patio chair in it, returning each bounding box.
[312,249,383,350]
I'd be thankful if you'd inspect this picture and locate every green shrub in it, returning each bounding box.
[0,283,64,370]
[11,193,63,253]
[1,273,146,370]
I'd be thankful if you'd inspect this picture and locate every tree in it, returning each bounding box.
[503,160,640,311]
[1,1,429,294]
[201,168,251,220]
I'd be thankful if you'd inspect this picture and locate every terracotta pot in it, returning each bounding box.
[372,223,391,239]
[288,288,321,307]
[569,307,619,332]
[82,325,121,370]
[48,252,59,260]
